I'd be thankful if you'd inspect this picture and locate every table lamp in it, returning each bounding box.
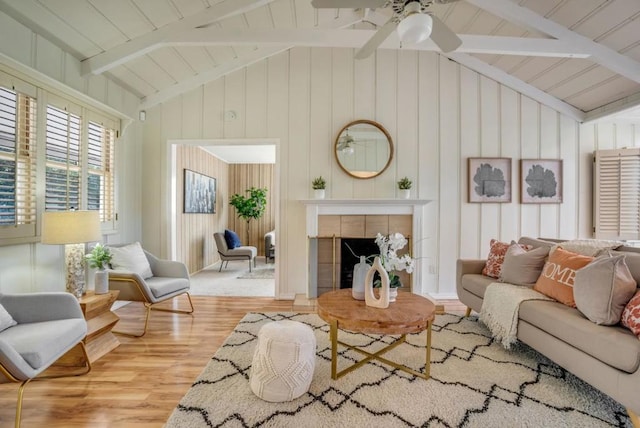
[41,210,101,297]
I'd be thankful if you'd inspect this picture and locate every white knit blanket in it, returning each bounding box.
[479,282,552,349]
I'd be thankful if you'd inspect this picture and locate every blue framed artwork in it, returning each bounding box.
[184,169,216,213]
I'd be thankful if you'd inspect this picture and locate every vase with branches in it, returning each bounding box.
[229,187,268,245]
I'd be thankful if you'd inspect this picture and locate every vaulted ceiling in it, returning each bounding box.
[1,0,639,122]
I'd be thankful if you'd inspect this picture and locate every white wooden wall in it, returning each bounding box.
[0,11,142,294]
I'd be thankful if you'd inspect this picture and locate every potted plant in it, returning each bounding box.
[373,232,414,302]
[229,187,268,245]
[312,176,326,199]
[86,243,112,294]
[397,177,412,199]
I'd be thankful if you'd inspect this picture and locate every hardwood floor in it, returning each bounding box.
[0,295,465,427]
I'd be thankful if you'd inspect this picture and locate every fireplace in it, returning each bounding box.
[340,238,380,289]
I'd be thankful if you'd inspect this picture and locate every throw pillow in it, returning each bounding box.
[482,239,531,279]
[0,302,17,332]
[534,247,594,307]
[574,254,637,325]
[108,242,153,279]
[622,291,640,338]
[224,229,242,249]
[552,239,622,257]
[500,243,550,286]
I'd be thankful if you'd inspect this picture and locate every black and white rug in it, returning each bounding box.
[165,313,632,427]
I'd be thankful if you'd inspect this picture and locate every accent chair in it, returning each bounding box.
[213,232,257,272]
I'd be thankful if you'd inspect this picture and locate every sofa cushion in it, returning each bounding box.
[553,239,622,257]
[0,319,87,369]
[483,239,531,279]
[610,250,640,286]
[517,237,556,249]
[622,291,640,338]
[0,302,16,333]
[574,254,637,325]
[145,277,190,299]
[224,229,242,249]
[461,274,494,299]
[500,243,549,286]
[109,242,153,279]
[519,300,640,373]
[534,248,593,307]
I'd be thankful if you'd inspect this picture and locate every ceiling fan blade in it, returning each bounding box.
[355,18,397,60]
[429,15,462,53]
[311,0,386,8]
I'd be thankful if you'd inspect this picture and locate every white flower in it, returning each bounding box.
[375,232,413,275]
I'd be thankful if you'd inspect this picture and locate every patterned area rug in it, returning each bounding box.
[165,313,631,428]
[237,266,275,279]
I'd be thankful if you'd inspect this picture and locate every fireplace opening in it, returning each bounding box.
[340,238,381,289]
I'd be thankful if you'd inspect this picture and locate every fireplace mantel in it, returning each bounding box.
[299,199,432,297]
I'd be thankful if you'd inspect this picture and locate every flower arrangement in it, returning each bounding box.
[85,243,112,270]
[374,232,414,288]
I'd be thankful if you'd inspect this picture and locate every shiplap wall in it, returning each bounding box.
[175,146,229,273]
[0,11,142,293]
[142,47,638,299]
[228,164,276,255]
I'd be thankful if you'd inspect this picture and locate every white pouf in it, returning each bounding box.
[249,320,316,402]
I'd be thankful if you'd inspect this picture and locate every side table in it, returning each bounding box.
[78,290,121,363]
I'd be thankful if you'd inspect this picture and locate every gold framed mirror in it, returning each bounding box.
[334,120,394,179]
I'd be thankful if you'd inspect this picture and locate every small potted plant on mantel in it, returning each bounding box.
[398,177,412,199]
[86,243,112,294]
[312,176,326,199]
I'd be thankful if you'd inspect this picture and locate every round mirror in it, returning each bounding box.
[334,120,393,179]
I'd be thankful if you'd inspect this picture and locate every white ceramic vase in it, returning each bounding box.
[352,256,369,300]
[389,287,398,302]
[314,189,325,199]
[364,257,390,309]
[400,189,410,199]
[94,270,109,294]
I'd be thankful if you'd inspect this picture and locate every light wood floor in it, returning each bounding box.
[0,295,466,428]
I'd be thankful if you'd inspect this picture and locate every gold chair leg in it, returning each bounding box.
[113,303,152,337]
[113,293,194,337]
[628,408,639,428]
[14,379,30,428]
[464,307,472,317]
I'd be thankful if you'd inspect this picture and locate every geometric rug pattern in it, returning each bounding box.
[165,312,632,427]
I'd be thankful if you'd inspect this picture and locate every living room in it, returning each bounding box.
[1,0,640,426]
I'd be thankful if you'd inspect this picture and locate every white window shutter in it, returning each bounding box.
[594,148,640,240]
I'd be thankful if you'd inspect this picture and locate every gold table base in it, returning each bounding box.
[329,319,432,380]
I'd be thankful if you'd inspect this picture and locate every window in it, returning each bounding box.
[594,148,640,240]
[0,85,37,238]
[45,104,81,211]
[87,120,115,223]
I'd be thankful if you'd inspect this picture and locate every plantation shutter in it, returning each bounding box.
[594,148,640,240]
[87,114,116,225]
[45,101,82,211]
[0,75,37,239]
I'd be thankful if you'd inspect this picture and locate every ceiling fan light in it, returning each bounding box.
[397,13,433,44]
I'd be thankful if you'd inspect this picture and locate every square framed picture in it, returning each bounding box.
[520,159,563,204]
[467,158,512,203]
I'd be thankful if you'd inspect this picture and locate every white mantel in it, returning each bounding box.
[299,199,432,297]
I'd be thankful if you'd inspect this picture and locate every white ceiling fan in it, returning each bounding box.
[310,0,463,59]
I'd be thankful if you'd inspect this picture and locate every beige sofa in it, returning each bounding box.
[456,237,640,423]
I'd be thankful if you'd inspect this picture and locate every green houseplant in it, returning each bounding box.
[312,176,326,199]
[398,177,412,199]
[229,187,268,245]
[86,243,112,294]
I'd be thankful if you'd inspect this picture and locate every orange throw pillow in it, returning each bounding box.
[621,291,640,338]
[483,239,531,279]
[534,248,594,307]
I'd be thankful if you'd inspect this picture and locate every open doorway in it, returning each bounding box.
[168,139,279,298]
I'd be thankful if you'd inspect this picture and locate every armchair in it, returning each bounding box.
[0,292,91,428]
[107,244,194,337]
[213,232,257,272]
[264,230,275,264]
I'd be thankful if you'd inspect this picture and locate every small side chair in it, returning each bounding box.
[0,292,91,428]
[107,244,194,337]
[214,232,257,272]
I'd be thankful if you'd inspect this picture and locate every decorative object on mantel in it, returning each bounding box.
[364,256,390,308]
[229,187,268,245]
[352,256,369,300]
[311,176,326,199]
[397,176,412,199]
[85,243,113,294]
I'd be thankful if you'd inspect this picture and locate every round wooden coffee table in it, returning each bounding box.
[317,288,436,380]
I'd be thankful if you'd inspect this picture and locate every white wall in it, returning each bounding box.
[0,11,142,294]
[142,47,637,299]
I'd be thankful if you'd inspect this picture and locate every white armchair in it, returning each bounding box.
[0,292,91,428]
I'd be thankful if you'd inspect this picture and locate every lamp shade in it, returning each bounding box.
[41,211,101,244]
[397,13,433,44]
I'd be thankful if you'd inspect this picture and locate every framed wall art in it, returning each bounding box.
[184,169,217,213]
[467,157,512,203]
[520,159,563,204]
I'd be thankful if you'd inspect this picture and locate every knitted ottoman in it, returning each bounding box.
[249,320,316,402]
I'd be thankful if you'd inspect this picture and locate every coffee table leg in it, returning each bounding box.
[425,320,432,379]
[330,319,338,380]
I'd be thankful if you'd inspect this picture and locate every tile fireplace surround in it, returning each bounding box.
[299,199,432,298]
